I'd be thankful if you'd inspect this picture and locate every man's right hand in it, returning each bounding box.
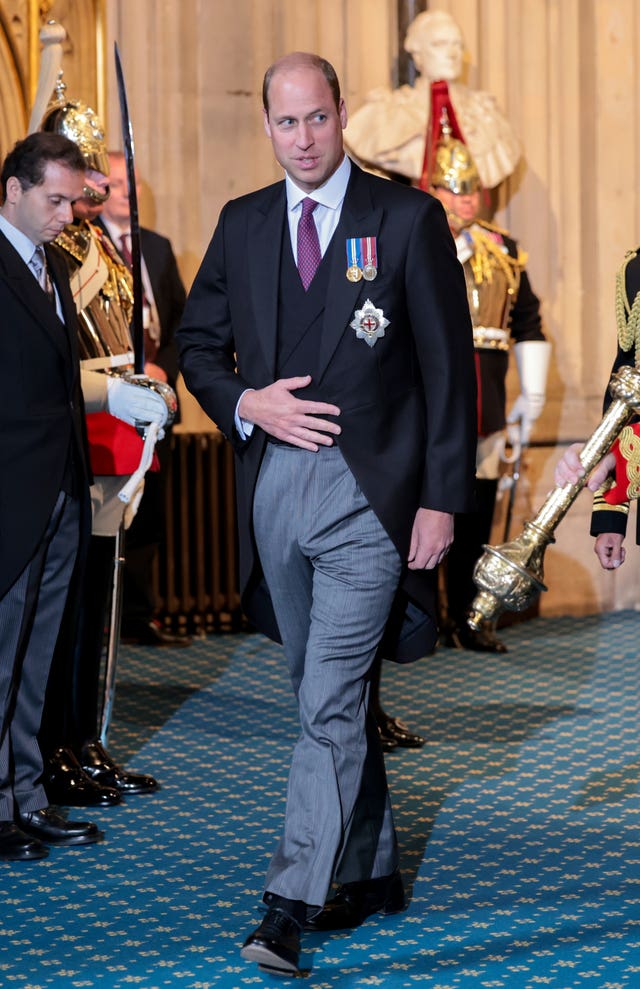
[239,375,341,452]
[554,443,616,491]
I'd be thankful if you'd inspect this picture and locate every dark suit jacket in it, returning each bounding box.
[0,231,91,599]
[178,162,478,644]
[140,227,185,386]
[95,218,185,386]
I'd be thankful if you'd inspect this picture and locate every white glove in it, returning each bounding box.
[506,340,552,446]
[506,393,542,446]
[106,375,169,437]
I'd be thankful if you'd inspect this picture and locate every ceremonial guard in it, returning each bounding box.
[555,250,640,567]
[590,251,640,541]
[37,77,175,806]
[429,110,551,652]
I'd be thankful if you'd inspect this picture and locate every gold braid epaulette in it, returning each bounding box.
[615,248,640,353]
[54,226,90,265]
[474,217,510,237]
[467,222,525,294]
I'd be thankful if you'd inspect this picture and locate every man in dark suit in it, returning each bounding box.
[98,150,190,648]
[178,52,477,975]
[0,132,103,860]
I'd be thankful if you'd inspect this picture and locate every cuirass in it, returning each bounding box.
[55,221,134,370]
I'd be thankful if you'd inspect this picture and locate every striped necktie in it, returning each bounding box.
[30,246,56,306]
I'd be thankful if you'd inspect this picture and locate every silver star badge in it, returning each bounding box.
[350,298,389,348]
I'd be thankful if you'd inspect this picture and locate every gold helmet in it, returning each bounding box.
[40,72,110,202]
[431,108,480,195]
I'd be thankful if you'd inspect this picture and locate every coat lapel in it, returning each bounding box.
[0,232,72,365]
[248,183,286,376]
[317,167,384,383]
[47,244,78,379]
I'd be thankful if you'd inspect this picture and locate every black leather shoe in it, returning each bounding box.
[241,906,301,975]
[17,807,102,846]
[377,725,398,753]
[79,739,159,795]
[122,620,192,648]
[448,622,508,654]
[44,747,121,807]
[306,870,405,931]
[0,822,49,860]
[377,714,425,749]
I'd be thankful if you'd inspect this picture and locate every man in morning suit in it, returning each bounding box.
[178,53,477,975]
[0,132,102,860]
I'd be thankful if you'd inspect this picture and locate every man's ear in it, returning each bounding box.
[263,108,272,139]
[4,175,22,204]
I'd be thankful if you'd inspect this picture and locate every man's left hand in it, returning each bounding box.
[407,508,454,570]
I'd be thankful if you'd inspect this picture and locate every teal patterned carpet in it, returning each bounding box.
[3,613,640,988]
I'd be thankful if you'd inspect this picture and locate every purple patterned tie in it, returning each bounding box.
[296,198,321,291]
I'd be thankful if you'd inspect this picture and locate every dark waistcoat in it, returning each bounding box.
[276,225,334,383]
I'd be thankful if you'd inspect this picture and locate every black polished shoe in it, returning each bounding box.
[377,714,425,749]
[122,619,192,648]
[377,725,398,753]
[0,822,49,860]
[44,747,121,807]
[79,739,159,795]
[17,807,102,846]
[306,870,405,931]
[241,906,301,975]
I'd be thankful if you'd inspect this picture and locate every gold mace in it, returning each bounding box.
[467,364,640,630]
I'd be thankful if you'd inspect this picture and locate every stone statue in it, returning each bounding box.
[344,9,521,189]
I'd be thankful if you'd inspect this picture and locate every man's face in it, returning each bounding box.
[263,66,347,192]
[72,168,109,222]
[411,19,464,81]
[432,187,480,230]
[6,161,84,244]
[101,155,134,226]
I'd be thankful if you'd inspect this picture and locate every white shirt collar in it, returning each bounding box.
[101,216,128,243]
[285,154,351,212]
[0,213,39,267]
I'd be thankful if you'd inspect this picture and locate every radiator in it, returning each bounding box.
[156,431,243,634]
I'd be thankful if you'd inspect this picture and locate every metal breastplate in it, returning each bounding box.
[457,225,522,352]
[55,221,135,370]
[463,262,517,351]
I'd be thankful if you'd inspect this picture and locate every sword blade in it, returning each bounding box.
[114,42,144,374]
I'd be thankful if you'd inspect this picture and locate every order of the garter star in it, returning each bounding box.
[350,299,390,348]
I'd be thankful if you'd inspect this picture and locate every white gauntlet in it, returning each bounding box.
[506,340,552,446]
[106,373,176,438]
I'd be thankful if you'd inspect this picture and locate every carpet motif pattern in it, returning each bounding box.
[2,612,640,987]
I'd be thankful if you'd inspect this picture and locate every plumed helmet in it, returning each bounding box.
[431,107,480,195]
[40,72,110,200]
